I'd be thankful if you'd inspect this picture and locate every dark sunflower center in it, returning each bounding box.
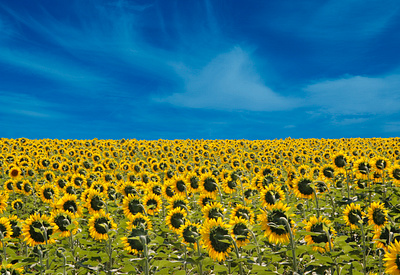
[268,210,288,235]
[16,181,23,190]
[90,196,103,211]
[323,168,334,179]
[334,156,346,168]
[46,174,54,181]
[6,182,13,191]
[74,177,83,186]
[265,191,279,205]
[208,208,223,220]
[182,225,198,244]
[29,221,53,242]
[165,186,174,197]
[13,201,23,210]
[171,213,185,229]
[132,218,146,228]
[372,208,386,226]
[128,200,144,215]
[43,188,54,200]
[57,179,67,189]
[227,180,237,189]
[176,180,186,192]
[203,178,217,192]
[127,228,148,251]
[94,217,110,234]
[23,183,32,193]
[310,223,328,243]
[146,199,158,209]
[358,163,370,175]
[10,169,19,177]
[152,186,162,195]
[0,223,8,238]
[298,179,314,195]
[396,254,400,271]
[348,210,362,225]
[63,200,78,213]
[190,177,199,189]
[393,169,400,180]
[375,160,387,170]
[124,185,137,196]
[10,222,21,238]
[201,197,213,206]
[233,223,249,242]
[54,215,71,232]
[209,226,231,253]
[66,186,76,194]
[235,209,250,221]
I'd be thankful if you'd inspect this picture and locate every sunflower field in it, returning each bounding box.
[1,137,400,274]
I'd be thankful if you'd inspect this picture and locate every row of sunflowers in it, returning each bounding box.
[0,137,399,274]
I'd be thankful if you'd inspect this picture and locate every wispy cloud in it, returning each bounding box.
[305,74,400,115]
[0,92,68,119]
[157,47,302,111]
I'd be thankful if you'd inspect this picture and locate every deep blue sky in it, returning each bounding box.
[1,0,400,140]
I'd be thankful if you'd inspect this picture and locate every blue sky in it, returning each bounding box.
[1,0,400,140]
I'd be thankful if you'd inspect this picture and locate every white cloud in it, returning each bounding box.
[157,47,302,111]
[305,74,400,115]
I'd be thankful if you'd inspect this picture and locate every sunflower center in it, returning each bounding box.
[128,200,144,215]
[323,168,334,179]
[94,217,110,234]
[235,209,250,221]
[13,201,23,210]
[233,223,249,242]
[348,210,362,225]
[208,208,223,220]
[43,188,54,200]
[0,224,8,238]
[171,213,185,229]
[29,221,53,242]
[57,179,67,189]
[63,200,78,214]
[90,196,103,211]
[190,177,199,189]
[165,186,174,197]
[54,215,71,232]
[173,200,186,210]
[265,191,279,205]
[203,178,217,192]
[182,225,198,244]
[10,222,21,238]
[146,199,158,209]
[209,226,231,253]
[176,180,186,192]
[66,186,76,194]
[152,186,162,195]
[358,163,370,175]
[396,254,400,271]
[310,223,328,243]
[127,228,148,251]
[298,179,314,195]
[268,210,288,235]
[6,182,13,191]
[372,208,386,226]
[334,156,346,168]
[393,169,400,180]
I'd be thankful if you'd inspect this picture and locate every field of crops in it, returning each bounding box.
[0,137,400,274]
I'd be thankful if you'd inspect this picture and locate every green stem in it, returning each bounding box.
[140,236,149,275]
[249,229,262,265]
[195,239,203,275]
[228,235,243,275]
[184,244,187,274]
[279,217,297,273]
[377,248,384,275]
[358,219,367,275]
[312,183,320,219]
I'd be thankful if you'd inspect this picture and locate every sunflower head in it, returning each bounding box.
[178,221,200,248]
[200,217,232,262]
[367,202,388,230]
[230,217,251,248]
[343,203,365,230]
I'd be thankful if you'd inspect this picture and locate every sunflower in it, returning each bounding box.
[50,209,79,238]
[169,175,188,196]
[202,201,225,221]
[320,164,336,182]
[367,202,388,230]
[4,180,15,193]
[331,151,348,173]
[70,174,87,189]
[199,172,219,197]
[167,194,190,213]
[384,239,400,275]
[22,212,55,246]
[166,207,187,233]
[88,210,117,241]
[56,194,82,218]
[198,193,216,208]
[126,213,153,231]
[39,183,59,205]
[0,217,12,245]
[303,216,336,253]
[122,194,145,220]
[64,182,77,195]
[21,180,33,196]
[43,171,55,183]
[8,166,22,179]
[293,176,315,199]
[343,203,365,230]
[0,263,24,275]
[9,215,22,239]
[142,193,162,216]
[370,156,390,173]
[178,220,201,249]
[373,225,400,251]
[119,181,140,197]
[121,227,149,255]
[84,189,105,214]
[162,182,175,200]
[200,217,232,262]
[221,176,238,194]
[146,182,163,196]
[229,216,251,248]
[186,172,201,193]
[389,165,400,186]
[258,201,294,244]
[260,185,285,208]
[230,204,255,225]
[11,199,23,211]
[0,191,9,214]
[353,157,372,180]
